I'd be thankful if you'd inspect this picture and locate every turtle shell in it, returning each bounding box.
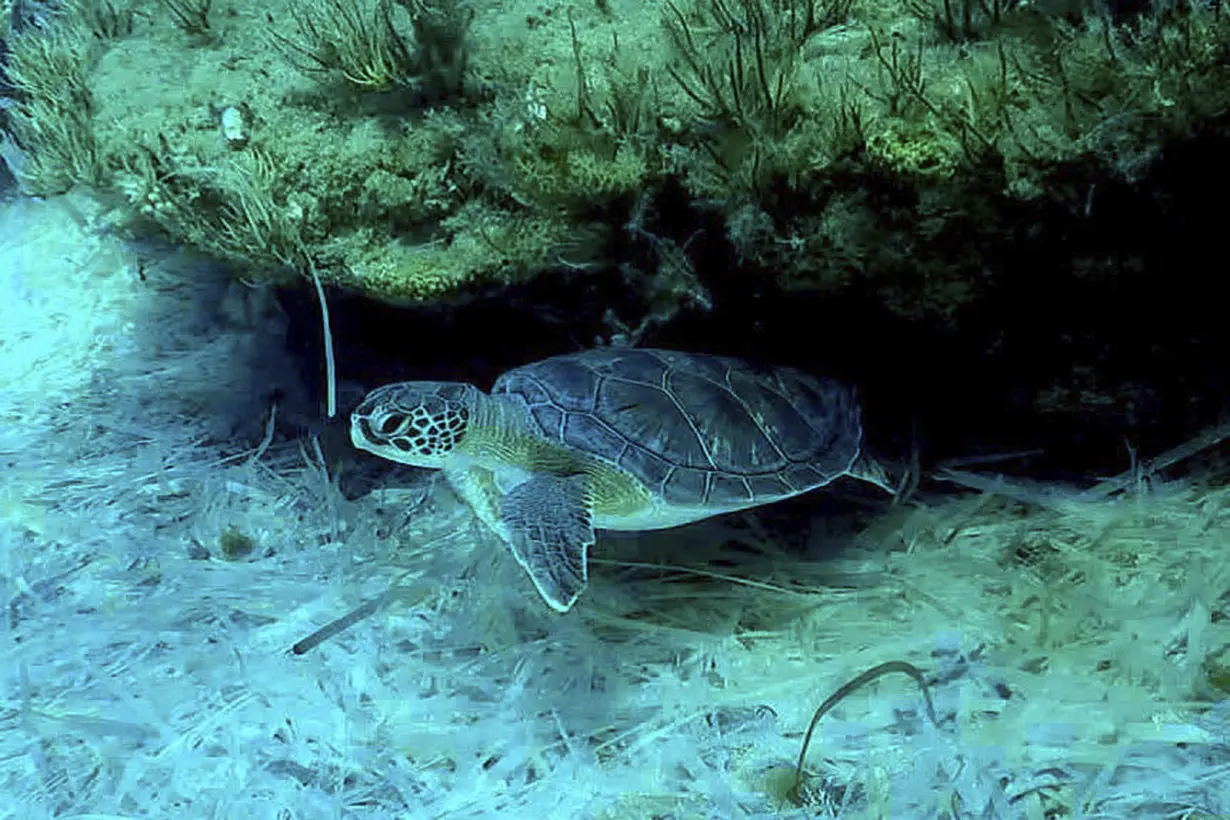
[491,348,864,510]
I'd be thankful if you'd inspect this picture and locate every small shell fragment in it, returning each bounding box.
[219,105,250,149]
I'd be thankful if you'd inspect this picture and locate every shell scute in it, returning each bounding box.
[492,348,863,508]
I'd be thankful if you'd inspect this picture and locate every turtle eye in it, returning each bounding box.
[378,414,405,436]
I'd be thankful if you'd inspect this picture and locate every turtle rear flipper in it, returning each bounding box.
[849,450,897,495]
[500,475,593,612]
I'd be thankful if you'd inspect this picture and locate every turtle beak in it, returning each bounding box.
[350,414,383,453]
[350,418,370,451]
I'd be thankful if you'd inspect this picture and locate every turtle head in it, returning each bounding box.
[350,381,479,467]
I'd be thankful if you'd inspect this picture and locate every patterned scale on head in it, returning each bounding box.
[351,382,477,464]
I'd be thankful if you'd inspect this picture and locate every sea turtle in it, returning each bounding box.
[349,348,893,613]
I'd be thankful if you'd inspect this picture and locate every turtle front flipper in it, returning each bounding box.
[499,475,593,612]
